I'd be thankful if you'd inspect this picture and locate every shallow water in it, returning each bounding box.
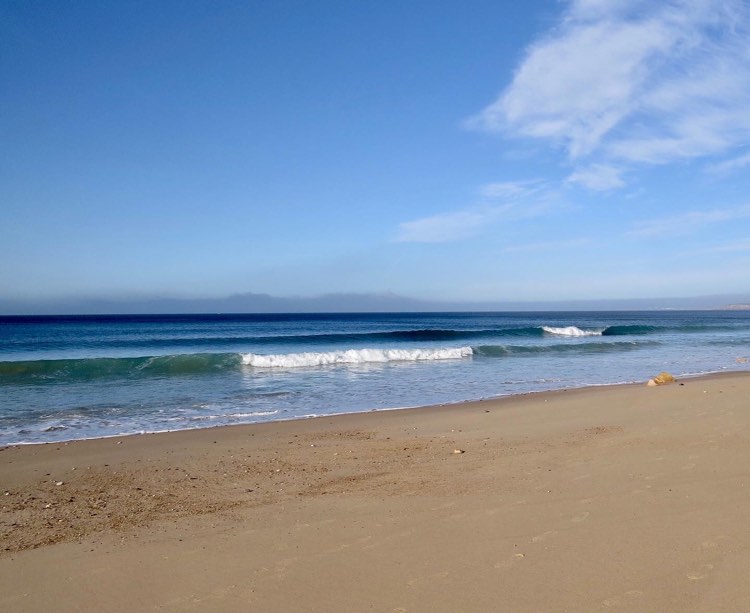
[1,311,749,444]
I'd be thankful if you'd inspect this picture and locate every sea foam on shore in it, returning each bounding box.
[1,311,749,445]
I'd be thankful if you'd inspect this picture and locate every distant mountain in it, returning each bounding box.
[0,292,439,315]
[1,291,750,315]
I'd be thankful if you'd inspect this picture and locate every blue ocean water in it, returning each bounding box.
[1,311,749,445]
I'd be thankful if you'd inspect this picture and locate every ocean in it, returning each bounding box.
[1,311,749,446]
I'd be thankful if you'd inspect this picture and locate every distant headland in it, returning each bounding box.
[2,291,750,316]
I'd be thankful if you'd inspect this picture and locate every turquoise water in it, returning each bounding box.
[1,311,749,445]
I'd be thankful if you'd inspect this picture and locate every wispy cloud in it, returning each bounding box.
[394,181,555,243]
[629,203,750,238]
[394,206,504,243]
[479,181,543,199]
[707,151,750,174]
[699,238,750,253]
[469,0,750,188]
[502,238,590,254]
[566,164,625,191]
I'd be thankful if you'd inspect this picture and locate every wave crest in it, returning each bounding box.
[0,353,244,383]
[242,347,473,368]
[474,341,656,357]
[541,326,603,337]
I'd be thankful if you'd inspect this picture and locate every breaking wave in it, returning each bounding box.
[0,347,476,382]
[541,326,602,337]
[242,347,474,368]
[2,323,684,353]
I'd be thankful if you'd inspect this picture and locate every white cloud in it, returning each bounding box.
[566,0,644,21]
[394,206,504,243]
[394,181,555,243]
[470,0,750,187]
[567,164,625,191]
[477,18,674,158]
[479,181,542,200]
[629,203,750,238]
[707,151,750,174]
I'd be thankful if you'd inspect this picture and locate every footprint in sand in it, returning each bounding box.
[494,553,527,570]
[274,557,296,579]
[531,530,557,543]
[602,590,644,608]
[407,571,450,587]
[687,564,714,581]
[701,536,727,550]
[356,535,375,550]
[429,502,457,511]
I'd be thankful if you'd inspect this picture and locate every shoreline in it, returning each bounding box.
[5,368,746,448]
[3,370,750,611]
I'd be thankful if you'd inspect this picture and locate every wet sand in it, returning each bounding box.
[2,372,750,612]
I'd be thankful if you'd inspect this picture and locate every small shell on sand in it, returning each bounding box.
[453,449,465,454]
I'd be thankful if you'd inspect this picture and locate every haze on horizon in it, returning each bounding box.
[3,0,750,311]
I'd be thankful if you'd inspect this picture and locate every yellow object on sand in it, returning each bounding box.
[647,371,676,386]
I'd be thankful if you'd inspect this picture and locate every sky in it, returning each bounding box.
[3,0,750,308]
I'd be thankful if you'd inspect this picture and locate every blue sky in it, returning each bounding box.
[3,0,750,306]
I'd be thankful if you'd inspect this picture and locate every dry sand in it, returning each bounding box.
[2,372,750,612]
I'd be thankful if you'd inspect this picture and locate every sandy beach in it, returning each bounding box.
[2,372,750,612]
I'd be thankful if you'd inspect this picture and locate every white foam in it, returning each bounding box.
[188,410,280,421]
[227,410,279,418]
[242,347,473,368]
[541,326,602,337]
